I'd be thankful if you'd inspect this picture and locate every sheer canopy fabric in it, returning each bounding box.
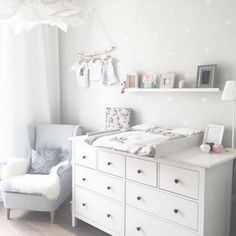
[0,24,60,158]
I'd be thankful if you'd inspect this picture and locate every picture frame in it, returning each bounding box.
[160,73,175,88]
[203,124,224,145]
[126,73,139,88]
[142,74,155,88]
[196,64,217,88]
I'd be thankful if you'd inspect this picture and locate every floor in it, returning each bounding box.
[0,199,109,236]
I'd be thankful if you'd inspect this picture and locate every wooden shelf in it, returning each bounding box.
[125,88,220,93]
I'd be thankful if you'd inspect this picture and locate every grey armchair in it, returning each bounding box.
[1,124,82,223]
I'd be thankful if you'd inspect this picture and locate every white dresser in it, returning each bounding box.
[71,137,235,236]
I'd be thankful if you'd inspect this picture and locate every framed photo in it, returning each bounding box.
[160,73,175,88]
[203,124,224,145]
[196,64,217,88]
[126,73,138,88]
[143,74,155,88]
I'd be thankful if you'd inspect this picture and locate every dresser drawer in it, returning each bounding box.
[74,146,96,169]
[126,207,197,236]
[75,165,124,202]
[126,182,198,230]
[159,164,199,199]
[97,151,125,177]
[126,157,157,187]
[75,187,124,235]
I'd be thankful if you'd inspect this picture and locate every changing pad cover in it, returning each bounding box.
[85,126,202,157]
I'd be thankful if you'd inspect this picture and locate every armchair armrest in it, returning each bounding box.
[1,158,29,180]
[50,161,71,177]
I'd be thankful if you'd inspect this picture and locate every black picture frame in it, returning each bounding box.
[196,64,217,88]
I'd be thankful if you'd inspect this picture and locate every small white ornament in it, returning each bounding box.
[179,79,186,88]
[204,47,210,54]
[184,121,189,126]
[225,20,232,26]
[206,0,212,6]
[139,15,144,20]
[200,144,211,153]
[153,33,157,38]
[185,27,190,33]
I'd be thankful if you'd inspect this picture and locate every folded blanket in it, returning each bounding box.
[172,128,202,136]
[85,130,123,145]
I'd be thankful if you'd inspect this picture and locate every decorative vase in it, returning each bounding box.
[179,79,186,88]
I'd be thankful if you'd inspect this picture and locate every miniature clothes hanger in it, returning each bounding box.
[72,9,118,86]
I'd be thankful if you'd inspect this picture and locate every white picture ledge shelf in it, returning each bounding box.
[125,88,220,93]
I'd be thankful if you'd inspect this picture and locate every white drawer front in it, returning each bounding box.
[159,164,199,199]
[98,151,125,177]
[75,165,124,202]
[126,207,197,236]
[126,182,198,230]
[75,187,124,235]
[126,157,157,187]
[75,146,96,169]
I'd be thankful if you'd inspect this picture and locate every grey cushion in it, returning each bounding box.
[29,149,61,174]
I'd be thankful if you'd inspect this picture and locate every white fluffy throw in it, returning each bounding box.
[2,160,68,200]
[1,158,29,180]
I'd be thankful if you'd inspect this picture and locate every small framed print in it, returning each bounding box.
[126,73,138,88]
[160,73,175,88]
[143,74,155,88]
[203,124,224,145]
[196,64,217,88]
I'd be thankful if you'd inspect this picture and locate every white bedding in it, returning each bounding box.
[85,126,203,157]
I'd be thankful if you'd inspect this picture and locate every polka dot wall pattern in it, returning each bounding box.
[60,0,236,144]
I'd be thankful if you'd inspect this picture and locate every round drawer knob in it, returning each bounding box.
[137,196,142,201]
[82,155,86,159]
[107,162,112,166]
[107,214,111,218]
[136,227,141,231]
[137,169,142,174]
[82,178,86,181]
[174,209,179,214]
[174,179,180,184]
[82,203,86,207]
[107,186,111,190]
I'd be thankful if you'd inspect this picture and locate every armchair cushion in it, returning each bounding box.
[29,148,61,175]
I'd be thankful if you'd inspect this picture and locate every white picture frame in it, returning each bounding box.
[126,73,139,88]
[160,73,176,88]
[203,124,224,145]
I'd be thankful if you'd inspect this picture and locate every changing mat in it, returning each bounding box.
[85,125,202,157]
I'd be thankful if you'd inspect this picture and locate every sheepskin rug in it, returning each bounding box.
[1,159,66,200]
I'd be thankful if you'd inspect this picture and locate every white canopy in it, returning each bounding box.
[0,0,86,34]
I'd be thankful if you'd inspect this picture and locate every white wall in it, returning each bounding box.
[59,0,236,146]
